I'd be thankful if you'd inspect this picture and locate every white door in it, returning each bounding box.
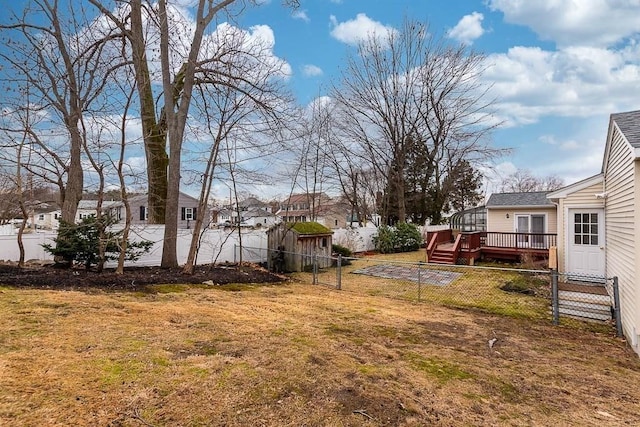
[568,209,605,277]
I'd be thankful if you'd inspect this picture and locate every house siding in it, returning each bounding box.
[487,207,557,233]
[555,182,605,272]
[603,124,638,349]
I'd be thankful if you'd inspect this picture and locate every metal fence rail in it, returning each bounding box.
[236,246,620,334]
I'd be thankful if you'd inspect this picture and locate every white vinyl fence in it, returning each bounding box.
[0,226,269,267]
[0,225,386,267]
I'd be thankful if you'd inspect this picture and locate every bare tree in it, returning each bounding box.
[331,18,502,225]
[0,0,124,232]
[90,0,298,268]
[499,169,564,192]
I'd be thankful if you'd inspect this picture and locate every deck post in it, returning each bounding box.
[551,268,559,325]
[613,277,623,337]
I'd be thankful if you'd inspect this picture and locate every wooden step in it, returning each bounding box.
[429,250,455,264]
[559,290,610,303]
[558,305,612,322]
[555,284,612,321]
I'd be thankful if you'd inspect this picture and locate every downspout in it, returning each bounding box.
[549,198,560,272]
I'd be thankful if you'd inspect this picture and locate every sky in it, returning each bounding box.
[2,0,640,201]
[234,0,640,194]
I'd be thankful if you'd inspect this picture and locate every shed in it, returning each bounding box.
[267,222,333,272]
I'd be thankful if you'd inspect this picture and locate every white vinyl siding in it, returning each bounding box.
[604,124,637,347]
[487,207,557,233]
[555,181,605,272]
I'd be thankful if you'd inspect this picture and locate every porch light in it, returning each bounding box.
[506,213,509,219]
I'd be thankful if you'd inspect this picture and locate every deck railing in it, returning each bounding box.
[461,231,557,250]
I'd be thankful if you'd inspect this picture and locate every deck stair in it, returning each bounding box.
[558,282,611,322]
[428,243,456,265]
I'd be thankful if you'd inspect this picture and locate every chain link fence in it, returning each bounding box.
[238,246,621,334]
[551,271,622,335]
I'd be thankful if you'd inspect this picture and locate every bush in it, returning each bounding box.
[395,223,422,252]
[373,223,423,254]
[373,225,398,254]
[332,244,353,265]
[43,217,153,269]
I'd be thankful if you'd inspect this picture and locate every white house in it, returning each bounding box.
[548,109,640,356]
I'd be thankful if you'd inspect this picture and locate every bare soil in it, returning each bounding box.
[0,262,284,291]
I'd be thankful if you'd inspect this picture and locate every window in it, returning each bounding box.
[38,214,45,221]
[574,213,598,245]
[515,214,546,247]
[321,237,327,248]
[181,207,197,221]
[140,206,148,221]
[334,219,338,227]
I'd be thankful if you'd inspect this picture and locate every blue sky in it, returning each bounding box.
[236,0,640,193]
[2,0,640,200]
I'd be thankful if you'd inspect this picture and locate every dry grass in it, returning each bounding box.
[300,252,553,320]
[1,275,640,426]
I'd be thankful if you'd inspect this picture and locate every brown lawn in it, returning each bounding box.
[1,280,639,426]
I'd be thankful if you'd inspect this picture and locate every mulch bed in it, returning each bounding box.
[0,262,286,291]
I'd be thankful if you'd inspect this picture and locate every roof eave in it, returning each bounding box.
[487,204,556,210]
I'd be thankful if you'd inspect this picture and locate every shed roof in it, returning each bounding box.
[289,222,332,235]
[611,110,640,148]
[486,191,554,208]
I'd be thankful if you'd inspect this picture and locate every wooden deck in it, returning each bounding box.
[426,230,556,264]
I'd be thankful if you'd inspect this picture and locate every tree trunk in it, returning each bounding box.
[130,0,168,224]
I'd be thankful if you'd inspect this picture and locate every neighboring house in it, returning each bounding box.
[242,207,278,228]
[238,197,271,213]
[277,193,351,229]
[486,191,557,247]
[277,193,329,223]
[33,207,61,230]
[76,200,123,223]
[216,208,236,225]
[213,197,278,227]
[129,192,204,229]
[548,109,640,355]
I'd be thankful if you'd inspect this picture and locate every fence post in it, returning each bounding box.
[551,268,559,325]
[313,252,318,285]
[417,265,422,302]
[613,277,623,337]
[336,254,342,290]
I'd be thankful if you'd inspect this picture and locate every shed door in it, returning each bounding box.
[568,209,605,278]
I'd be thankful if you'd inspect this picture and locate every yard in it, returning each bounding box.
[1,263,640,426]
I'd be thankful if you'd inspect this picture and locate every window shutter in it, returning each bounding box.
[193,207,197,220]
[181,207,186,221]
[140,206,146,221]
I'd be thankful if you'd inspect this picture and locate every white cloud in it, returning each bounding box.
[329,13,396,46]
[487,0,640,47]
[125,156,147,173]
[292,10,310,22]
[302,64,323,76]
[447,12,485,45]
[482,44,640,126]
